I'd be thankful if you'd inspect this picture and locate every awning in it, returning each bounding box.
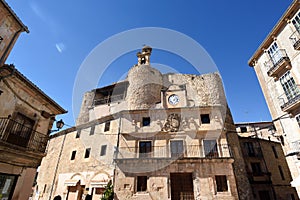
[64,180,79,186]
[90,180,108,188]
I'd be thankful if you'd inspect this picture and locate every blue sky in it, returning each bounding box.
[5,0,293,127]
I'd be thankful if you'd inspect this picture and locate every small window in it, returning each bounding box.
[137,176,147,192]
[278,165,285,180]
[296,115,300,128]
[251,162,262,176]
[84,148,91,158]
[215,175,228,192]
[90,126,95,135]
[272,146,278,158]
[104,121,110,132]
[200,114,210,124]
[0,36,3,43]
[142,117,150,126]
[70,151,76,160]
[100,145,107,156]
[76,130,81,138]
[245,142,255,157]
[290,193,296,200]
[240,127,247,133]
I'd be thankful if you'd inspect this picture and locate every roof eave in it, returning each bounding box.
[1,0,29,33]
[248,0,300,67]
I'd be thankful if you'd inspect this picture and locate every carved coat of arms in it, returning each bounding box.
[162,113,181,132]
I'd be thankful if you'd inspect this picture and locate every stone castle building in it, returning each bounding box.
[36,46,253,200]
[248,0,300,195]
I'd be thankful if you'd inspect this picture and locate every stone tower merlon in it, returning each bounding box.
[136,45,152,65]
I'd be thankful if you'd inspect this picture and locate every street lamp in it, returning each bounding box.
[49,119,64,134]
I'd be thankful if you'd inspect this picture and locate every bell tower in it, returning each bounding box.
[137,45,152,65]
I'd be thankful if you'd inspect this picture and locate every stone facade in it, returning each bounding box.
[36,46,262,200]
[248,0,300,195]
[0,64,66,200]
[236,122,298,200]
[0,0,28,66]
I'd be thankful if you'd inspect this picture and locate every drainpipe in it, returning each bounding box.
[113,115,122,198]
[48,132,66,200]
[0,29,23,66]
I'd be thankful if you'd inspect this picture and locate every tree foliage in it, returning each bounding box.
[101,180,114,200]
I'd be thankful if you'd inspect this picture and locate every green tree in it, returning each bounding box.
[101,180,114,200]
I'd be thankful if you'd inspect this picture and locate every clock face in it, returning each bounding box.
[168,94,179,105]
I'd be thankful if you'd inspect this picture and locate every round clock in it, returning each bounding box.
[168,94,179,105]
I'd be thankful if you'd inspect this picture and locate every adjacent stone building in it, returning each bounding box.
[0,1,66,199]
[36,46,259,200]
[0,0,29,66]
[236,122,298,199]
[248,0,300,195]
[0,64,66,200]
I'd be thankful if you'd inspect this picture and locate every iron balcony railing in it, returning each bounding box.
[264,49,290,76]
[279,86,300,112]
[0,117,48,153]
[290,30,300,50]
[115,144,232,159]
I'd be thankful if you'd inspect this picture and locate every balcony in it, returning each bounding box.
[114,144,232,172]
[264,49,291,80]
[0,117,48,153]
[248,172,272,183]
[290,30,300,50]
[279,88,300,115]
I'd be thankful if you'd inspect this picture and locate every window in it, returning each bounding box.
[76,130,81,138]
[240,126,247,133]
[104,121,110,132]
[90,126,95,135]
[0,36,3,43]
[296,115,300,128]
[251,162,262,176]
[139,141,152,158]
[272,146,278,158]
[245,142,255,157]
[70,151,76,160]
[100,145,107,156]
[137,176,147,192]
[215,176,228,192]
[142,117,150,126]
[84,148,91,158]
[289,193,296,200]
[170,140,184,157]
[203,140,218,158]
[278,165,285,180]
[268,42,281,64]
[7,113,35,147]
[292,11,300,32]
[200,114,210,124]
[280,71,299,101]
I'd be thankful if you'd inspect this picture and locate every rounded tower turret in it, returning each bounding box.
[126,46,163,109]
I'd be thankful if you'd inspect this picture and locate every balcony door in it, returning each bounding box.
[170,140,184,158]
[6,113,34,147]
[203,140,218,158]
[292,12,300,32]
[280,71,299,101]
[267,42,281,64]
[139,141,152,158]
